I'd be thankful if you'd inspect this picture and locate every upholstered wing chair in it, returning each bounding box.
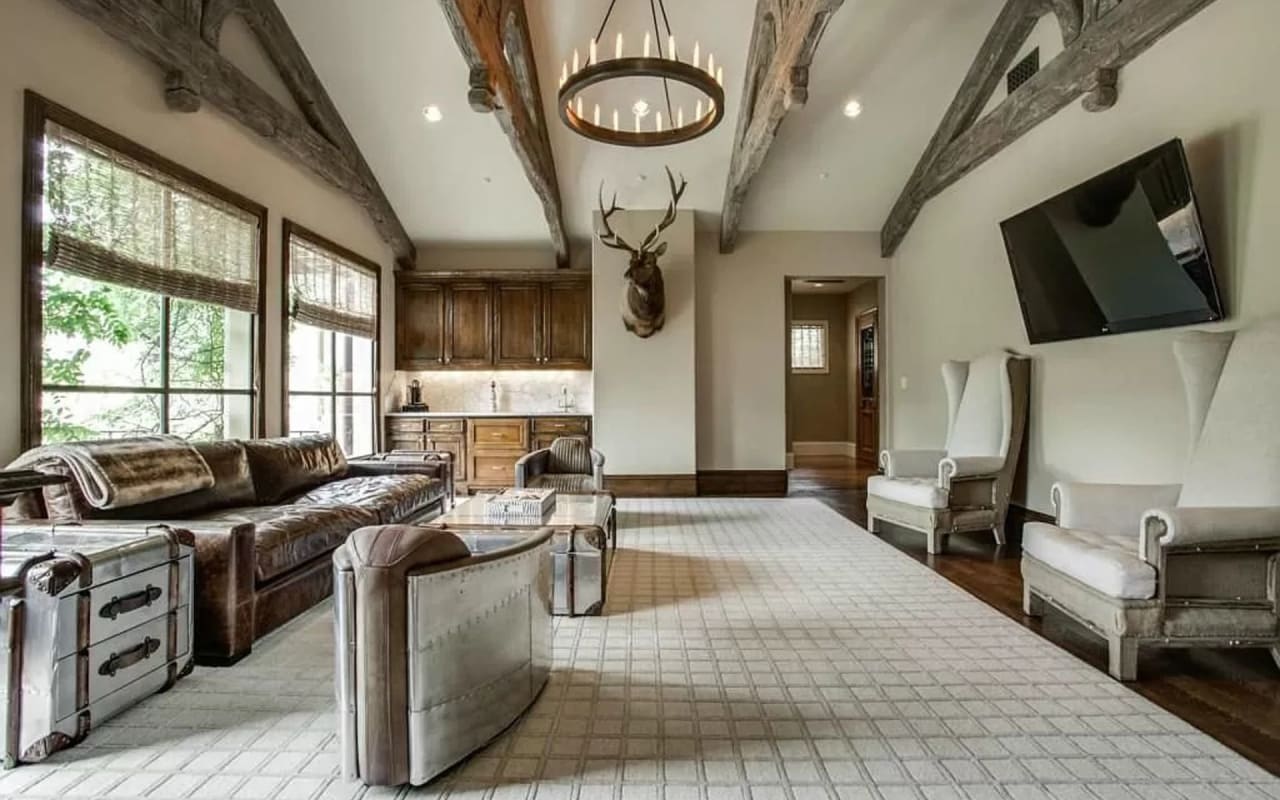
[867,351,1031,554]
[515,437,604,493]
[1022,323,1280,681]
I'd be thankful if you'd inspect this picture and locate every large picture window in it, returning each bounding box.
[22,93,266,447]
[283,221,380,457]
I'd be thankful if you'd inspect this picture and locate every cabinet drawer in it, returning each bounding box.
[427,419,465,433]
[532,417,590,436]
[389,418,428,433]
[472,456,517,484]
[470,419,528,448]
[53,558,191,656]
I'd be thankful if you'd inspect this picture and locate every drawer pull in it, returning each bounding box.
[99,636,161,677]
[99,585,162,620]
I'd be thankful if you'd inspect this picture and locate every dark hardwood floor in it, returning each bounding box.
[788,454,1280,775]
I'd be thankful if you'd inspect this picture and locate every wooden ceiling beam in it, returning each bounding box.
[880,0,1221,257]
[719,0,845,254]
[439,0,569,269]
[53,0,416,268]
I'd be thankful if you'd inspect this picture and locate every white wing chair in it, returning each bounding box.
[867,351,1030,554]
[1022,322,1280,681]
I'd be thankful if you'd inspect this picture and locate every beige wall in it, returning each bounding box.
[593,210,696,475]
[845,281,880,447]
[887,0,1280,513]
[787,294,850,445]
[0,0,397,463]
[695,231,886,471]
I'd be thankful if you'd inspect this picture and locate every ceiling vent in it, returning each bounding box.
[1007,48,1040,94]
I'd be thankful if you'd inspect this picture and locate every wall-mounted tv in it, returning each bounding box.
[1000,139,1223,345]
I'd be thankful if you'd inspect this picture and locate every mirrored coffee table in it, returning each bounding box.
[431,493,616,616]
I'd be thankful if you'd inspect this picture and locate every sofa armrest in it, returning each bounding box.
[938,456,1005,489]
[879,449,946,479]
[515,450,550,488]
[1141,506,1280,562]
[1051,482,1182,539]
[348,457,453,503]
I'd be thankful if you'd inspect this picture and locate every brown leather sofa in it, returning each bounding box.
[8,435,450,665]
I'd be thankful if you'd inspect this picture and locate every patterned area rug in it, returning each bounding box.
[2,498,1276,799]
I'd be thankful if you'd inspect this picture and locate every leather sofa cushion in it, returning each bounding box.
[242,435,348,505]
[1022,522,1156,600]
[294,475,441,524]
[98,440,257,519]
[201,503,380,583]
[867,475,949,510]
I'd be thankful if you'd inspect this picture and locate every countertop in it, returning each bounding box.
[386,410,592,418]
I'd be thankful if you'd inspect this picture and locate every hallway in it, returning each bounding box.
[788,454,1280,774]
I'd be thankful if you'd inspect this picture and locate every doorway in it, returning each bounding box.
[855,307,880,461]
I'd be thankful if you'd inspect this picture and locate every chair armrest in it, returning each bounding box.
[515,449,550,488]
[937,456,1005,489]
[591,449,605,488]
[1051,482,1182,539]
[1141,506,1280,561]
[879,450,946,479]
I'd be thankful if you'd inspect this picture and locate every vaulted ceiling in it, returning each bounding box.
[275,0,1004,251]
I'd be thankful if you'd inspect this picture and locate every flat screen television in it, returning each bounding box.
[1000,139,1223,345]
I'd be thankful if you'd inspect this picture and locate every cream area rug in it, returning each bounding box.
[2,498,1276,799]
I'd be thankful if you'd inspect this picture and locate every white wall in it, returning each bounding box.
[592,210,696,475]
[887,0,1280,513]
[695,231,886,471]
[0,0,395,463]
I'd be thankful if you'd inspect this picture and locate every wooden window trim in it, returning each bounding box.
[21,91,269,449]
[281,219,383,454]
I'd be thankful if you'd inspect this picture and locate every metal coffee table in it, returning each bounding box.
[431,493,616,616]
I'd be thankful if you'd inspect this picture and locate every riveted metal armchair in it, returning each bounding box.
[867,351,1031,554]
[1022,323,1280,681]
[515,437,604,493]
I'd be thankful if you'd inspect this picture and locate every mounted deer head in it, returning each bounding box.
[597,167,688,339]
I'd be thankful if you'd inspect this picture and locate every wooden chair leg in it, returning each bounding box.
[926,529,945,555]
[992,523,1007,547]
[1271,646,1280,672]
[1107,636,1139,681]
[1023,584,1044,617]
[867,514,879,534]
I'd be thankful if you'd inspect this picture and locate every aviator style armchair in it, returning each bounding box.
[515,437,605,493]
[866,351,1031,554]
[1022,322,1280,681]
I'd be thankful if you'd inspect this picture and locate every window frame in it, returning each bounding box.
[21,91,268,449]
[281,219,382,456]
[790,320,831,375]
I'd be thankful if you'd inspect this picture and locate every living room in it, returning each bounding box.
[1,0,1279,797]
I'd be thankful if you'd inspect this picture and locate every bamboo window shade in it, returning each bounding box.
[42,122,261,313]
[288,235,378,340]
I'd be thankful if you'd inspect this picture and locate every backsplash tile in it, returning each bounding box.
[388,370,593,414]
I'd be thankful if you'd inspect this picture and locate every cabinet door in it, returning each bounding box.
[388,434,426,452]
[396,283,446,368]
[493,283,543,367]
[542,281,591,368]
[427,434,467,481]
[446,283,494,367]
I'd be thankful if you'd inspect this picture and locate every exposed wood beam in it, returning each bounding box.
[439,0,569,269]
[720,0,845,254]
[880,0,1222,257]
[1046,0,1084,43]
[52,0,416,268]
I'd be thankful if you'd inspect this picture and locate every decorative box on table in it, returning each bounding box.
[484,488,557,521]
[0,523,194,767]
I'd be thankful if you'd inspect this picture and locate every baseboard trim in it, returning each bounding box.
[604,474,698,497]
[697,470,788,497]
[1007,503,1054,539]
[792,441,858,458]
[786,452,795,469]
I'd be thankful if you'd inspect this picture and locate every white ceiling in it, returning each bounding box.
[276,0,1004,250]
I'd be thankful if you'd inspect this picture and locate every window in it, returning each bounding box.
[791,321,829,374]
[23,93,266,447]
[283,221,380,457]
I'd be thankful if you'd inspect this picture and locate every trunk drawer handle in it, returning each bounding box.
[99,636,161,677]
[99,585,162,620]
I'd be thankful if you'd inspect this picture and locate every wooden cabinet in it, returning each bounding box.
[426,419,467,481]
[396,272,590,371]
[468,418,529,490]
[531,416,591,451]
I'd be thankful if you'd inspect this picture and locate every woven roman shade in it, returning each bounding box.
[288,235,378,339]
[42,123,261,313]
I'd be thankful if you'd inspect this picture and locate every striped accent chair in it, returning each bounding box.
[514,437,605,493]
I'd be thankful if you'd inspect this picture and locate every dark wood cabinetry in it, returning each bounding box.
[396,272,590,371]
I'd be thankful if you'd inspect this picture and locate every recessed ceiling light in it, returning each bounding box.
[843,99,863,119]
[422,105,443,123]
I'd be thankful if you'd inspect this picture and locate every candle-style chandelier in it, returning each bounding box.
[558,0,726,147]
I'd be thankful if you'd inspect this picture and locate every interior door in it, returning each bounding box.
[856,308,880,462]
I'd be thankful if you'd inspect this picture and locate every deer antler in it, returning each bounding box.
[638,166,688,253]
[596,183,638,254]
